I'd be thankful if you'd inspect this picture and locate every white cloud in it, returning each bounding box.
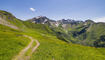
[93,17,105,22]
[30,8,35,12]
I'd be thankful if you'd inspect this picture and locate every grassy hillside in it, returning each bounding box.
[0,10,27,31]
[60,22,105,46]
[23,31,105,60]
[0,24,30,60]
[0,10,105,60]
[84,23,105,46]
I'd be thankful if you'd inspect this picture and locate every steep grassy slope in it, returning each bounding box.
[84,23,105,46]
[73,23,105,46]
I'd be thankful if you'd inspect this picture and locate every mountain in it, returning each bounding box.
[1,10,104,47]
[0,10,105,60]
[28,17,83,27]
[27,16,58,27]
[28,16,105,47]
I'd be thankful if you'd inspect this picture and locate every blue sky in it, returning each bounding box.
[0,0,105,22]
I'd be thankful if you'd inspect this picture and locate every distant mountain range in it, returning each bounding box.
[0,10,105,47]
[27,16,105,47]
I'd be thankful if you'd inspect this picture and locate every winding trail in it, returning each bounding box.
[13,35,40,60]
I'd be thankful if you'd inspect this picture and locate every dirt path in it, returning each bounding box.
[13,35,40,60]
[31,40,40,54]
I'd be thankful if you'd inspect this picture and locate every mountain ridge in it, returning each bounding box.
[27,14,105,47]
[0,10,105,47]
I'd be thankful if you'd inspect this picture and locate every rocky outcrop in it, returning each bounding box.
[0,16,19,30]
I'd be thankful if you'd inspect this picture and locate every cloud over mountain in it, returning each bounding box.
[30,8,35,12]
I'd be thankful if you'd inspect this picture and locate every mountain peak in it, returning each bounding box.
[35,16,47,19]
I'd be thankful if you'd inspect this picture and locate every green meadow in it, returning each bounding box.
[25,32,105,60]
[0,24,30,60]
